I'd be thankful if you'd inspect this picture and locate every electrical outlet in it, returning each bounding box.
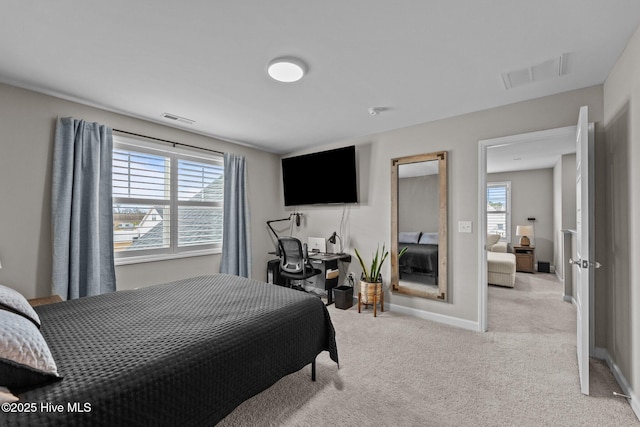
[458,221,472,233]
[347,272,355,286]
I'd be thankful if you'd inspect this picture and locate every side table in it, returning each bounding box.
[513,246,535,273]
[28,295,63,307]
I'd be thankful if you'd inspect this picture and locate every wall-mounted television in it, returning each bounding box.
[282,146,358,206]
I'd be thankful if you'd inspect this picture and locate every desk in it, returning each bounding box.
[308,253,351,305]
[267,252,351,305]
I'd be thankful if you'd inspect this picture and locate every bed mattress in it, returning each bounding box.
[2,274,338,426]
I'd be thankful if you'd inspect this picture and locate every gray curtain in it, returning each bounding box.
[219,153,251,278]
[51,117,116,300]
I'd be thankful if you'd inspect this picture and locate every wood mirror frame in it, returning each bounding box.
[391,151,448,301]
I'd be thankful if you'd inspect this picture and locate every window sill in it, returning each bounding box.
[114,248,221,266]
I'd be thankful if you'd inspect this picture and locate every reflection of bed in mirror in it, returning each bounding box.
[398,231,438,287]
[391,151,448,301]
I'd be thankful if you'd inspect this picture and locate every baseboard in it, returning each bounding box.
[386,303,479,332]
[563,295,572,303]
[595,346,640,421]
[556,270,563,282]
[591,346,607,360]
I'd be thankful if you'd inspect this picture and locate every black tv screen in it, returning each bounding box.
[282,146,358,206]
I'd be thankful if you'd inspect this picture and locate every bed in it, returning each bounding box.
[0,274,339,426]
[398,231,438,284]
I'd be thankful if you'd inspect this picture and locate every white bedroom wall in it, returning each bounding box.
[280,85,604,326]
[0,82,281,298]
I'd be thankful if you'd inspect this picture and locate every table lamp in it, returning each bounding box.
[516,225,534,247]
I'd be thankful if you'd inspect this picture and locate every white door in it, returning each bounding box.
[574,105,595,395]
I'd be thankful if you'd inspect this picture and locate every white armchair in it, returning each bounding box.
[487,234,516,287]
[487,234,508,252]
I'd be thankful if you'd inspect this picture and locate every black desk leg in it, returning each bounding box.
[326,289,334,306]
[311,359,316,382]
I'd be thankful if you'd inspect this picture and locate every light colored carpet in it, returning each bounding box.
[219,273,638,426]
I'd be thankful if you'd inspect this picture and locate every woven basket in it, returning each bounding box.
[359,280,382,305]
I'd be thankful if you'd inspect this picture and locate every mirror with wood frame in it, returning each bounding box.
[391,151,447,301]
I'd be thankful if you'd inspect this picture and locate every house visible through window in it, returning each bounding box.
[112,135,223,263]
[487,181,511,242]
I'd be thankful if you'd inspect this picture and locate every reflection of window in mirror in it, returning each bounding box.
[487,182,511,242]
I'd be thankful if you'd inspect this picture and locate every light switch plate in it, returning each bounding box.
[458,221,473,233]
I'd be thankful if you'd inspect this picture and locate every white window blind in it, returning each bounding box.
[176,157,223,248]
[112,136,223,262]
[487,182,511,242]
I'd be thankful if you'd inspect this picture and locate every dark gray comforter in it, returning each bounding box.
[3,274,338,426]
[399,243,438,276]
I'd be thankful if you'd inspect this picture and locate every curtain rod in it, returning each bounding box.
[113,129,225,156]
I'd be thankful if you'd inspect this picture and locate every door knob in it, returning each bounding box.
[569,258,601,269]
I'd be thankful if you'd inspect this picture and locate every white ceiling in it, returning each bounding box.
[487,127,576,174]
[1,1,639,154]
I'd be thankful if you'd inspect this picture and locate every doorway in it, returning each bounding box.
[477,125,577,332]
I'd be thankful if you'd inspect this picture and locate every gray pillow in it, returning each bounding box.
[419,232,439,245]
[0,310,61,392]
[0,284,41,327]
[398,231,421,244]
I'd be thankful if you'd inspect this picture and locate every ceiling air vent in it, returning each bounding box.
[501,54,568,90]
[161,113,195,125]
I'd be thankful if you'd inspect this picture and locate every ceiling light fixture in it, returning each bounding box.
[267,57,307,83]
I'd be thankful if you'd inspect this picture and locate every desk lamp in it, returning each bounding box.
[328,231,343,254]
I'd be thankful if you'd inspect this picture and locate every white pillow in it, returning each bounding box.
[0,310,61,392]
[398,231,421,244]
[0,284,41,327]
[418,232,439,245]
[487,234,501,246]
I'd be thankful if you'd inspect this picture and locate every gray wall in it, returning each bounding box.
[281,85,604,324]
[553,153,576,280]
[0,83,282,298]
[603,22,640,408]
[398,174,439,234]
[487,168,554,267]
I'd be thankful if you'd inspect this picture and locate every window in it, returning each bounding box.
[487,181,511,242]
[112,135,223,264]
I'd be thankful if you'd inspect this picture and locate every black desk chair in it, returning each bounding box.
[277,237,321,291]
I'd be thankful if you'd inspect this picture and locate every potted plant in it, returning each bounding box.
[354,244,407,315]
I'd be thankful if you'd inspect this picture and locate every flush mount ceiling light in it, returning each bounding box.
[267,57,307,83]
